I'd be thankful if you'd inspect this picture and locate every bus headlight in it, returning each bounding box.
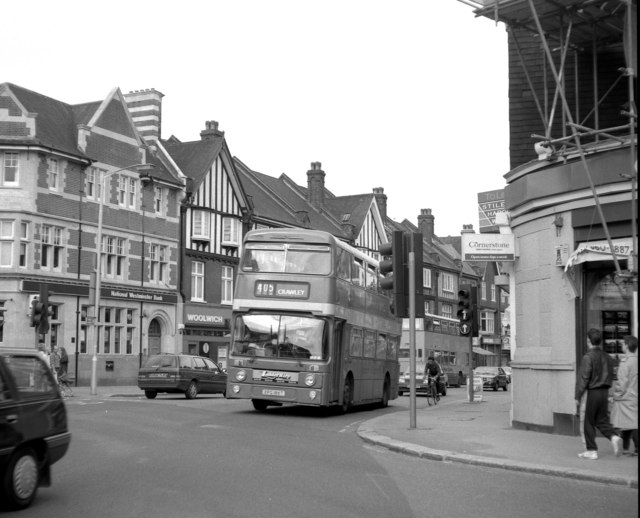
[304,373,316,387]
[232,385,240,394]
[235,370,247,382]
[309,390,317,400]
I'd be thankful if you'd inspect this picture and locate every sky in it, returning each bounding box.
[2,0,509,238]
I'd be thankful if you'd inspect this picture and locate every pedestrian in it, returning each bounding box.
[58,346,69,377]
[611,335,638,456]
[575,328,623,460]
[50,346,61,382]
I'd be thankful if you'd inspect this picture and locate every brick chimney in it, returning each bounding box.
[200,120,225,140]
[418,208,435,244]
[307,161,325,207]
[124,88,164,143]
[373,187,387,220]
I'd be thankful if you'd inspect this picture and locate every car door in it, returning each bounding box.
[203,358,225,394]
[0,359,22,460]
[0,354,65,455]
[192,357,213,393]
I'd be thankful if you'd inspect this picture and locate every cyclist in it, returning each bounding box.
[424,356,444,396]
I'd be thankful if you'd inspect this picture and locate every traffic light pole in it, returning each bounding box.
[409,251,417,429]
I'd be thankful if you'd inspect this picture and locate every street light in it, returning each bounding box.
[90,163,155,395]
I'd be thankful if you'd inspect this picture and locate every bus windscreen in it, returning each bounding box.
[231,314,328,361]
[241,243,331,275]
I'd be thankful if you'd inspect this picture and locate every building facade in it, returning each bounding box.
[472,1,637,434]
[0,83,183,386]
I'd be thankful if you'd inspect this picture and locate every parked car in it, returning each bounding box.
[442,366,462,387]
[138,353,227,399]
[474,367,509,391]
[502,366,512,383]
[398,367,427,396]
[0,347,71,510]
[398,366,447,396]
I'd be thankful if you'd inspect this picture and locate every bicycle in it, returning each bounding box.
[425,375,440,406]
[57,372,74,398]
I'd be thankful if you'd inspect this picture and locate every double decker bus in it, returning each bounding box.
[226,228,402,412]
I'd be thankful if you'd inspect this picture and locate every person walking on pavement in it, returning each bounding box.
[58,346,69,377]
[50,345,61,382]
[575,327,623,460]
[611,335,638,456]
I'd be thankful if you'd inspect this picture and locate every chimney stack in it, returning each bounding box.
[124,88,164,143]
[307,161,325,207]
[418,208,435,244]
[373,187,387,220]
[200,120,225,140]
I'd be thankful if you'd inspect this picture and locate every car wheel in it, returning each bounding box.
[252,399,269,411]
[503,383,508,391]
[185,381,198,399]
[144,390,157,399]
[441,385,447,396]
[2,447,39,510]
[493,383,498,391]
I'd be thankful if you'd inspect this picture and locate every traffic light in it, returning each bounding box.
[30,296,44,328]
[457,284,478,337]
[380,230,406,317]
[404,232,424,318]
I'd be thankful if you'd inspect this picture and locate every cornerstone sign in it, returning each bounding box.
[462,233,515,261]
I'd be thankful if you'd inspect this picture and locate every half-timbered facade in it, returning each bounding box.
[159,122,250,367]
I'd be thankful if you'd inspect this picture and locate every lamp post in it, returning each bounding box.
[90,163,154,395]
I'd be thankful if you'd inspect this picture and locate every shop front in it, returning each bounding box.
[182,303,231,369]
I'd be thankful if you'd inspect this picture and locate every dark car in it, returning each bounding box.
[474,367,509,391]
[138,354,227,399]
[0,347,71,510]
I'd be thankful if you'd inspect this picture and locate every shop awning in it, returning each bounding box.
[473,347,495,356]
[564,239,632,271]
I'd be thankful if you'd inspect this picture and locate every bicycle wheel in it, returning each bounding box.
[431,383,438,405]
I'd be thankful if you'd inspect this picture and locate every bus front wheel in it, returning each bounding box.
[252,399,269,412]
[380,379,390,408]
[340,377,353,414]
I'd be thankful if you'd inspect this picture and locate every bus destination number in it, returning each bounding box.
[255,281,310,299]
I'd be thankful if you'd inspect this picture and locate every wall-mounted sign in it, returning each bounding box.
[184,303,229,328]
[462,233,515,261]
[478,189,506,233]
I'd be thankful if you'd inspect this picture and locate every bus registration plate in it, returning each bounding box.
[262,389,285,397]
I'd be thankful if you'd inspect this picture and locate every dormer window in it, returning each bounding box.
[222,217,241,247]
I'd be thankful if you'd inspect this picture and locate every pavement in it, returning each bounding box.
[66,384,638,489]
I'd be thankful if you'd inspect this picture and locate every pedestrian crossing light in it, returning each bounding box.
[379,230,407,317]
[457,285,478,337]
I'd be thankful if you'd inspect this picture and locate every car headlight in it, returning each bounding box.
[304,373,316,387]
[235,369,247,382]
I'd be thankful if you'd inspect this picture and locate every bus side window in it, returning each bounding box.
[352,258,365,286]
[366,264,378,290]
[336,248,351,280]
[350,328,363,357]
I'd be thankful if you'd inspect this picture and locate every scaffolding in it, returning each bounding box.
[465,0,637,295]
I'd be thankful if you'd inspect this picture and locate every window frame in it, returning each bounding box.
[222,217,241,246]
[221,265,234,304]
[1,152,19,187]
[191,261,205,301]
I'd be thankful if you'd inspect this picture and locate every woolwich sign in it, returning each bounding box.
[462,233,515,261]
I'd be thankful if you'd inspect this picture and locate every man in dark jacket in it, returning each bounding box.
[575,328,622,459]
